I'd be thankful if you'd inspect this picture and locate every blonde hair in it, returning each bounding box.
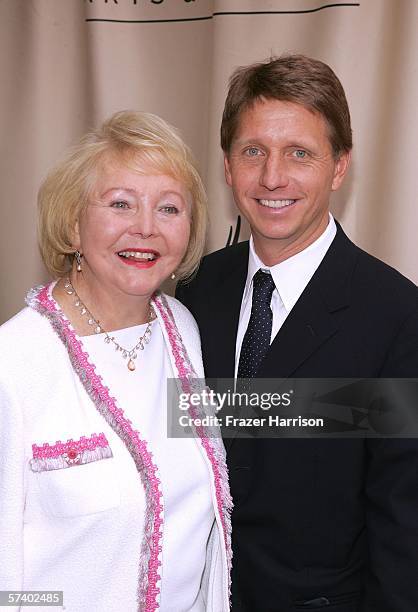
[38,110,207,280]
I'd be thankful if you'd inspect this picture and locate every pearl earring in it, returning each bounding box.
[75,250,82,272]
[171,272,176,280]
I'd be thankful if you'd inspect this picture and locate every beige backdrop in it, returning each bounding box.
[1,0,417,323]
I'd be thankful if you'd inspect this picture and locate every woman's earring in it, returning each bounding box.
[171,272,176,280]
[75,250,82,272]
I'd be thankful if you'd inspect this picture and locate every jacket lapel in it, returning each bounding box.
[258,224,357,378]
[259,289,340,378]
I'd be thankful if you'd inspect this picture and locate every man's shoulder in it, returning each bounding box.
[329,225,418,296]
[178,241,249,295]
[332,227,418,317]
[347,236,417,299]
[200,240,249,273]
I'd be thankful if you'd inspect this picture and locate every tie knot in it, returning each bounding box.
[252,269,275,304]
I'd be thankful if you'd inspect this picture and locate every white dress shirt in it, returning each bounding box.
[235,215,337,376]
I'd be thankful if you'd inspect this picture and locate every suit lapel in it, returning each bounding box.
[258,224,357,378]
[259,289,340,378]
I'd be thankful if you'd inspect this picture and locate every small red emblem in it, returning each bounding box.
[64,448,80,465]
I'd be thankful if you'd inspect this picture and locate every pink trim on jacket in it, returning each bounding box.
[32,432,109,458]
[153,293,233,583]
[30,433,112,472]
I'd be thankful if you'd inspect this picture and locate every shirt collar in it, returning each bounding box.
[244,214,337,312]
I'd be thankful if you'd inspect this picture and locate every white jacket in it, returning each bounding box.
[0,286,232,612]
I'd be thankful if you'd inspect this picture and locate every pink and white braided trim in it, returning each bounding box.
[30,432,112,472]
[153,293,233,580]
[32,432,108,458]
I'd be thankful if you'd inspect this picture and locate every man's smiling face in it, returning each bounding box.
[224,98,350,265]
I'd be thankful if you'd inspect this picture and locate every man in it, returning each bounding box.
[177,55,418,611]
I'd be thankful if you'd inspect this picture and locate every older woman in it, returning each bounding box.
[0,111,231,612]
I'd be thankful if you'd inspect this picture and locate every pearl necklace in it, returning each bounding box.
[64,278,155,372]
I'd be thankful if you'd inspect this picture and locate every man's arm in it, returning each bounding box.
[364,306,418,610]
[364,437,418,611]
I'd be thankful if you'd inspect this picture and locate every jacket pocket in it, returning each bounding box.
[30,433,120,517]
[294,591,361,609]
[30,432,112,472]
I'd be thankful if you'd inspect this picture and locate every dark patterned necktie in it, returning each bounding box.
[237,269,276,379]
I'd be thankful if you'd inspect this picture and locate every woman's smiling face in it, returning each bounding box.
[73,155,192,303]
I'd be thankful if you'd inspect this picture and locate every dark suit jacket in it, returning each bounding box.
[176,225,418,612]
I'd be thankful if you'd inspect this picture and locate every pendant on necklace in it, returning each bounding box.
[127,359,136,371]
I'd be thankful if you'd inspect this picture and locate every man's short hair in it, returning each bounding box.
[221,54,352,158]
